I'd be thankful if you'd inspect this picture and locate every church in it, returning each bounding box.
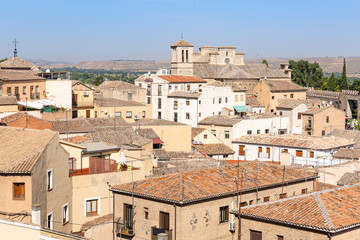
[170,39,292,91]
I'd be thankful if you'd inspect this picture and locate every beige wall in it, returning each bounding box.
[199,124,233,148]
[318,160,360,185]
[31,136,72,233]
[114,179,316,240]
[0,175,32,223]
[0,104,18,113]
[94,103,153,123]
[193,129,222,144]
[141,124,192,152]
[73,83,94,118]
[99,86,146,103]
[253,81,306,113]
[302,107,345,136]
[0,80,46,102]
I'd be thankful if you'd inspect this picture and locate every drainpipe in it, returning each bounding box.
[328,233,332,240]
[173,204,177,240]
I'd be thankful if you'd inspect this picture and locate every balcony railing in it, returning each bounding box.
[116,220,135,237]
[30,93,35,99]
[305,124,312,129]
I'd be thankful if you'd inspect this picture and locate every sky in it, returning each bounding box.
[1,0,359,62]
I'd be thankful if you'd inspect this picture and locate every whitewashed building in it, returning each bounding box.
[45,79,72,109]
[276,99,309,134]
[232,134,355,166]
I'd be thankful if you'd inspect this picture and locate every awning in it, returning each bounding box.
[17,99,56,110]
[153,139,164,144]
[234,106,248,112]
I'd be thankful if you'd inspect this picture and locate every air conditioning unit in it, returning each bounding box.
[107,113,113,118]
[134,115,140,121]
[194,140,203,145]
[83,91,89,96]
[229,221,236,232]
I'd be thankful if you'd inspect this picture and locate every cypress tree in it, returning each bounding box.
[339,58,348,90]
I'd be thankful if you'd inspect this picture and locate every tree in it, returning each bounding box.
[262,59,268,67]
[94,76,103,86]
[289,60,324,88]
[338,58,348,90]
[327,73,338,91]
[0,58,8,63]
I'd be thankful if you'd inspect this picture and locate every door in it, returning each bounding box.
[86,110,91,118]
[72,94,78,106]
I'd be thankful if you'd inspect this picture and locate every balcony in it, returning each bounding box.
[15,94,20,100]
[116,221,135,238]
[36,92,40,99]
[30,93,35,99]
[69,157,138,176]
[151,227,172,240]
[305,124,312,130]
[146,90,151,96]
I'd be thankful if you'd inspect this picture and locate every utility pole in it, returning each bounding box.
[237,170,244,240]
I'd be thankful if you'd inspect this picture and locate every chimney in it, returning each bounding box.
[32,205,41,226]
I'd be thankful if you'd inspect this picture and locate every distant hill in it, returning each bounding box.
[246,57,360,74]
[36,57,360,74]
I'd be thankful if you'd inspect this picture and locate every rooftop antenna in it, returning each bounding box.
[181,33,183,39]
[13,39,19,57]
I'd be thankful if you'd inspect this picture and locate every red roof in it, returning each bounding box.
[158,75,206,83]
[153,139,163,144]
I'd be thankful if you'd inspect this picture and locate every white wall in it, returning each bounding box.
[276,103,308,134]
[46,80,72,109]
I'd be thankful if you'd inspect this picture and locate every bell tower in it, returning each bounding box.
[170,40,194,76]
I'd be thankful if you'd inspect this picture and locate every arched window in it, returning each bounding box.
[186,50,189,62]
[182,50,184,62]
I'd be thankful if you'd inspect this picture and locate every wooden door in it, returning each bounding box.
[250,230,262,240]
[86,110,90,118]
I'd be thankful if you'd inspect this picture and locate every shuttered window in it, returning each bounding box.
[296,150,303,157]
[13,183,25,199]
[250,230,262,240]
[159,211,169,230]
[239,145,245,156]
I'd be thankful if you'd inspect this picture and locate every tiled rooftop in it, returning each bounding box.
[264,80,306,92]
[337,172,360,186]
[0,96,17,105]
[198,115,242,127]
[50,119,95,134]
[0,70,45,81]
[157,75,207,83]
[327,129,360,149]
[170,40,194,47]
[191,127,205,138]
[238,184,360,233]
[111,162,316,204]
[192,143,235,155]
[95,97,145,107]
[0,57,38,69]
[246,97,264,107]
[99,80,143,90]
[276,99,307,109]
[0,127,56,173]
[168,91,201,99]
[233,134,355,150]
[129,118,186,126]
[333,148,360,159]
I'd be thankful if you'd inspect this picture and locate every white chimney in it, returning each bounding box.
[32,205,41,226]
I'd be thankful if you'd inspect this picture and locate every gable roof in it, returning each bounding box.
[99,80,143,90]
[71,80,94,90]
[233,134,354,150]
[0,127,56,174]
[50,119,95,134]
[111,162,316,204]
[333,148,360,159]
[0,70,45,81]
[337,172,360,186]
[276,99,307,109]
[198,115,242,127]
[170,40,194,47]
[130,118,186,126]
[95,97,145,107]
[191,127,205,138]
[157,75,206,83]
[263,80,306,92]
[327,129,360,149]
[238,184,360,233]
[192,143,235,156]
[0,96,18,105]
[302,106,339,115]
[86,117,129,129]
[246,97,264,107]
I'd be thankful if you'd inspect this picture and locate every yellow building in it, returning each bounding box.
[302,106,345,136]
[94,97,152,122]
[72,81,95,118]
[253,80,307,113]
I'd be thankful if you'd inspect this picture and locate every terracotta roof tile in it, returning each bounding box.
[50,119,95,134]
[170,40,194,47]
[111,162,316,204]
[233,134,354,150]
[192,143,235,155]
[168,91,201,99]
[246,97,264,107]
[337,172,360,186]
[264,80,306,92]
[0,96,17,105]
[333,148,360,159]
[191,127,205,138]
[95,97,145,107]
[0,70,45,81]
[129,118,186,126]
[0,57,38,69]
[327,129,360,149]
[198,115,242,127]
[276,99,307,109]
[157,75,206,83]
[239,184,360,233]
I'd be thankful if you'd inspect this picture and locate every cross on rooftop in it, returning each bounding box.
[12,39,19,57]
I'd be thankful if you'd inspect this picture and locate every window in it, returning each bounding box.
[301,188,308,194]
[182,50,184,62]
[7,87,11,96]
[250,230,262,240]
[271,96,275,100]
[139,83,142,88]
[279,193,287,199]
[298,113,302,120]
[223,154,229,158]
[86,199,98,216]
[308,131,311,135]
[169,85,172,90]
[147,97,151,104]
[257,130,260,134]
[13,183,25,200]
[296,150,303,157]
[322,130,326,136]
[174,85,178,90]
[186,100,190,106]
[23,86,26,95]
[279,111,283,116]
[213,98,215,104]
[265,129,269,134]
[271,109,274,113]
[199,112,201,117]
[158,85,162,95]
[158,112,162,119]
[158,98,162,109]
[174,112,178,122]
[282,149,288,153]
[240,95,244,102]
[235,95,239,102]
[278,235,284,240]
[211,129,216,136]
[144,207,149,220]
[127,92,133,101]
[247,130,252,135]
[95,111,97,118]
[187,85,190,91]
[263,196,270,202]
[219,206,229,223]
[225,131,230,139]
[142,111,146,118]
[62,203,69,225]
[159,211,169,230]
[219,98,222,104]
[186,113,190,119]
[218,111,221,115]
[115,112,121,117]
[124,204,133,229]
[47,212,53,229]
[283,95,287,99]
[239,145,245,156]
[310,151,314,158]
[266,147,270,158]
[126,111,132,118]
[326,116,329,123]
[258,147,262,157]
[225,97,228,103]
[47,169,53,191]
[240,202,247,207]
[226,51,228,57]
[69,157,76,171]
[199,100,201,104]
[174,100,178,109]
[204,134,208,139]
